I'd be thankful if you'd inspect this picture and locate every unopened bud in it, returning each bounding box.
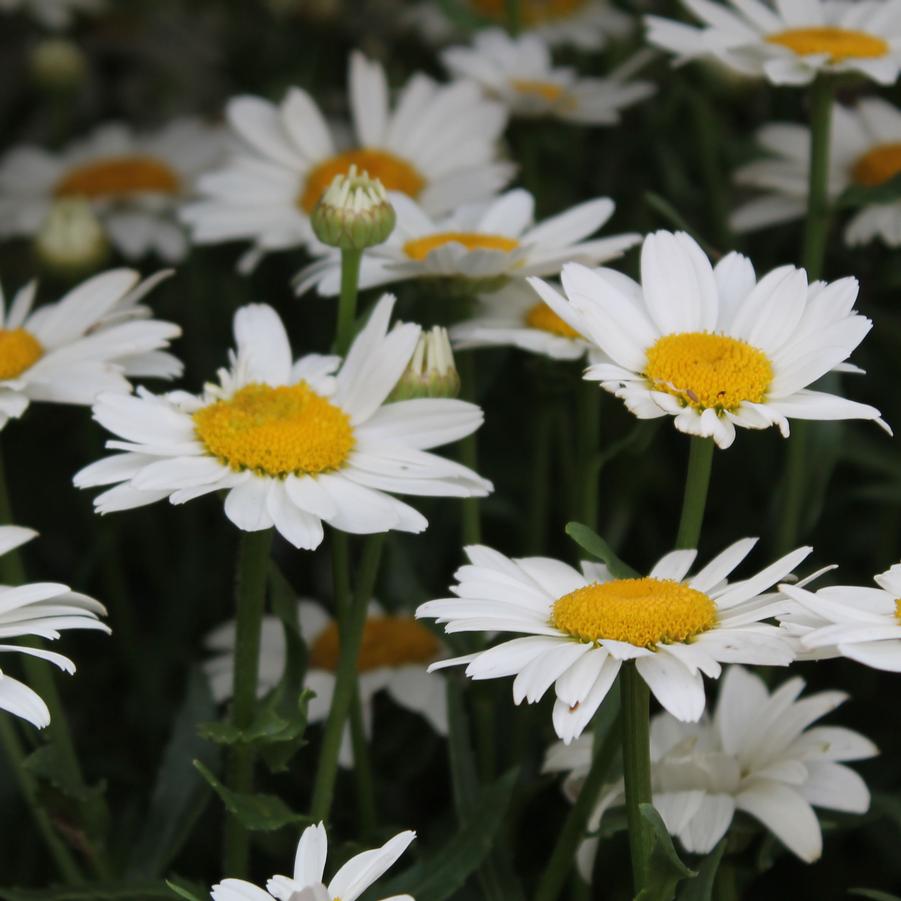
[389,326,461,401]
[29,39,88,92]
[310,165,395,251]
[35,198,108,276]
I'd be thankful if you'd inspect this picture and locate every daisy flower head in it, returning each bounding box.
[0,526,109,728]
[74,294,491,550]
[181,51,513,271]
[205,599,447,766]
[733,98,901,247]
[646,0,901,86]
[441,29,654,124]
[0,120,223,263]
[0,269,181,431]
[211,820,415,901]
[417,539,810,742]
[295,189,640,296]
[546,665,875,872]
[528,230,888,449]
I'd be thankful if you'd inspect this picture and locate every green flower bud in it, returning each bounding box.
[310,165,395,251]
[29,39,88,93]
[389,326,461,401]
[34,198,109,277]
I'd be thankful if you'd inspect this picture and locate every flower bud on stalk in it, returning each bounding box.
[311,165,395,251]
[389,326,461,401]
[34,198,109,277]
[29,38,88,93]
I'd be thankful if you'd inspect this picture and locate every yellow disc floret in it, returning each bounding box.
[193,382,354,477]
[766,27,888,62]
[551,577,717,648]
[404,232,519,261]
[309,616,441,672]
[511,80,565,103]
[300,149,425,213]
[644,332,773,412]
[55,156,181,198]
[0,328,43,380]
[852,143,901,187]
[525,302,581,338]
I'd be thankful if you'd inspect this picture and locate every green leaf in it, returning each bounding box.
[165,879,205,901]
[0,884,174,900]
[127,670,219,878]
[637,803,696,901]
[835,172,901,209]
[371,769,520,901]
[192,759,312,832]
[849,891,901,901]
[565,522,640,578]
[677,840,726,901]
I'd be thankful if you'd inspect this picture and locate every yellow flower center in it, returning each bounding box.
[851,143,901,187]
[309,616,441,672]
[644,332,773,412]
[0,328,43,380]
[54,155,181,199]
[470,0,586,25]
[525,302,581,338]
[895,599,901,622]
[551,578,717,648]
[300,149,425,213]
[766,27,889,62]
[404,232,519,261]
[192,382,354,477]
[511,80,565,103]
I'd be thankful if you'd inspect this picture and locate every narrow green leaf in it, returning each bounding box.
[0,884,174,900]
[192,759,311,832]
[637,803,696,901]
[677,839,726,901]
[565,523,639,578]
[849,891,901,901]
[165,879,205,901]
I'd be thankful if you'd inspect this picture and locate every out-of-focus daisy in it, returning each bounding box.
[211,820,415,901]
[417,539,809,742]
[450,279,597,361]
[0,526,109,728]
[0,0,103,29]
[295,189,639,296]
[0,120,222,263]
[0,269,181,430]
[780,562,901,671]
[529,231,887,449]
[410,0,631,50]
[441,29,654,123]
[647,0,901,86]
[732,98,901,247]
[181,51,512,270]
[75,295,490,550]
[545,665,875,873]
[205,599,447,767]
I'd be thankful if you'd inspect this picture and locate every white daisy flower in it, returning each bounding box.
[417,539,810,742]
[409,0,631,51]
[780,562,901,671]
[0,526,109,729]
[0,268,181,431]
[441,29,654,124]
[295,189,639,296]
[211,820,415,901]
[74,294,491,550]
[181,51,513,270]
[528,230,887,449]
[646,0,901,86]
[0,119,222,263]
[449,279,597,361]
[205,599,447,767]
[0,0,103,30]
[732,98,901,247]
[546,665,875,874]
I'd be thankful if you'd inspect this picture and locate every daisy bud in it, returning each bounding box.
[34,198,109,276]
[389,326,461,401]
[29,38,88,92]
[310,165,395,251]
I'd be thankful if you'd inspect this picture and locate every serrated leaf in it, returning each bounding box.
[192,759,311,832]
[565,522,639,578]
[0,884,174,900]
[677,839,726,901]
[849,891,901,901]
[636,803,696,901]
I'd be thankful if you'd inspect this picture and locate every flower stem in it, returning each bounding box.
[620,663,652,894]
[335,248,363,357]
[458,353,481,545]
[675,436,714,550]
[223,528,273,877]
[349,687,378,834]
[310,533,385,822]
[505,0,521,34]
[527,379,552,553]
[578,382,601,531]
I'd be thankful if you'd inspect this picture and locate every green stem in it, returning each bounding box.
[528,392,552,553]
[335,248,363,357]
[223,528,273,877]
[802,77,834,280]
[621,664,652,894]
[505,0,521,34]
[458,353,481,545]
[675,436,714,550]
[715,861,739,901]
[0,716,83,883]
[349,688,377,834]
[578,382,601,531]
[533,712,622,901]
[310,533,385,821]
